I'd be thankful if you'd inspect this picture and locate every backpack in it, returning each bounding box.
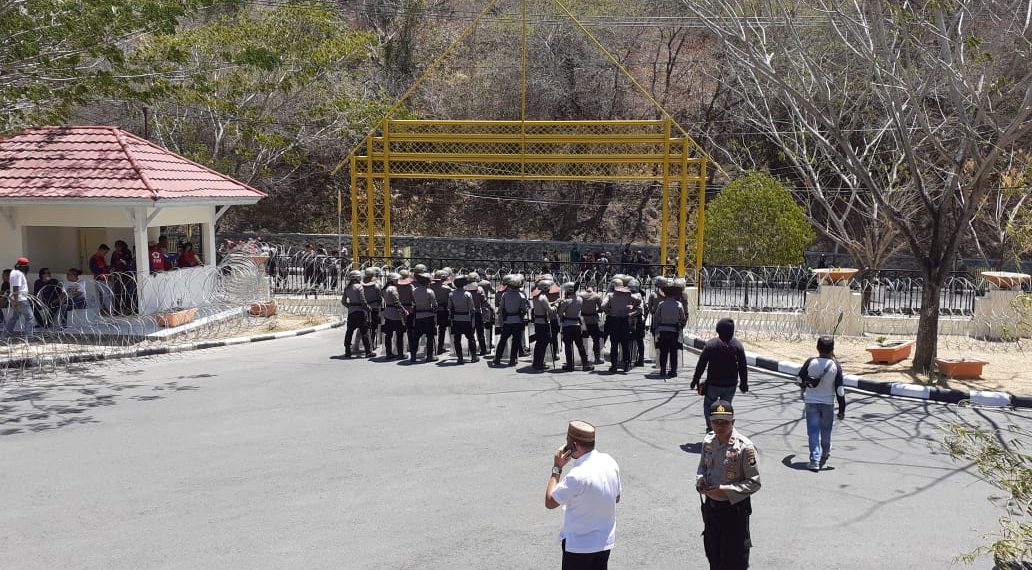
[799,357,834,389]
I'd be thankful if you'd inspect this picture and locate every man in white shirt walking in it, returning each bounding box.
[545,420,621,570]
[6,257,33,337]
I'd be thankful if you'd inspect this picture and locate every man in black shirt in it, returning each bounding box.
[690,318,749,432]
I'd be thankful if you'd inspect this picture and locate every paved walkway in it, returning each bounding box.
[0,331,1028,569]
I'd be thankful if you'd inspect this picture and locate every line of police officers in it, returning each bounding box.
[341,265,689,375]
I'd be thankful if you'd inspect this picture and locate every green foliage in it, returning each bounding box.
[703,172,815,265]
[0,0,233,130]
[942,423,1032,566]
[131,4,385,231]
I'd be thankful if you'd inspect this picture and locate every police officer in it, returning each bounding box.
[363,267,384,350]
[410,272,438,363]
[491,274,529,367]
[695,400,761,570]
[627,278,646,368]
[382,272,407,359]
[531,278,558,370]
[465,273,488,355]
[396,269,416,351]
[558,282,593,372]
[448,274,479,364]
[342,270,373,358]
[654,278,687,377]
[601,278,640,372]
[579,284,605,364]
[478,279,495,353]
[431,269,454,355]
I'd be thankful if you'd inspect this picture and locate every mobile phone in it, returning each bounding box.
[563,442,576,454]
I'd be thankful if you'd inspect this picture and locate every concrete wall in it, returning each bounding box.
[219,232,664,264]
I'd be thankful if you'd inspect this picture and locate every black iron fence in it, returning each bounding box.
[259,247,1007,318]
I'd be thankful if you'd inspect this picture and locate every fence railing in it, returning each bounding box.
[257,244,1004,318]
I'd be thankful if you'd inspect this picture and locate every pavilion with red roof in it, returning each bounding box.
[0,126,265,315]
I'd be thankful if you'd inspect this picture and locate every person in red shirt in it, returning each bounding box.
[177,242,201,267]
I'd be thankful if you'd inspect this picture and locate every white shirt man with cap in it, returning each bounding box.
[545,420,621,570]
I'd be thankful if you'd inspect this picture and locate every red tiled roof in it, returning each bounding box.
[0,126,266,203]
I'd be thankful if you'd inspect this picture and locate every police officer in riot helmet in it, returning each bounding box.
[558,282,593,371]
[342,270,373,358]
[491,274,530,367]
[381,272,408,359]
[531,278,558,370]
[410,272,439,362]
[431,269,454,356]
[448,274,479,364]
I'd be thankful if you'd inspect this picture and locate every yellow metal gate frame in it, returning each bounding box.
[350,118,707,276]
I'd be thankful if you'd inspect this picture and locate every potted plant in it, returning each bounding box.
[249,301,277,317]
[865,336,914,364]
[155,306,198,327]
[812,267,859,285]
[934,357,989,379]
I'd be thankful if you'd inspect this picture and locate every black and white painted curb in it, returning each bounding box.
[1,320,345,371]
[684,333,1025,409]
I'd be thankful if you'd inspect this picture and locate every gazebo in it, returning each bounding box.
[0,126,266,315]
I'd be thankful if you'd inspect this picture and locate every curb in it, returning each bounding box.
[0,320,345,372]
[684,333,1023,409]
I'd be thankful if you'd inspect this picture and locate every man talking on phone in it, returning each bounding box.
[545,421,621,570]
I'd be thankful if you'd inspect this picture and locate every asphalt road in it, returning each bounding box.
[1,331,1027,569]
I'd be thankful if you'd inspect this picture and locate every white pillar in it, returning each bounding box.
[133,208,153,313]
[202,215,216,267]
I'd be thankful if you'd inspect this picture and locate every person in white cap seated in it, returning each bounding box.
[546,420,621,569]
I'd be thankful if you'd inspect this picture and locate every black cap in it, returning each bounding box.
[709,400,734,419]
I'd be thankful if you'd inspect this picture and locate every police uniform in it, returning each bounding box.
[492,278,529,367]
[695,402,761,570]
[411,276,438,362]
[363,276,383,349]
[382,276,407,359]
[558,288,592,371]
[532,288,557,369]
[601,286,640,371]
[342,276,372,358]
[430,274,454,355]
[469,280,490,355]
[397,277,416,351]
[578,290,604,364]
[448,278,478,364]
[654,291,686,377]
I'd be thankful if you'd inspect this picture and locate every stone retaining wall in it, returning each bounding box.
[219,232,663,263]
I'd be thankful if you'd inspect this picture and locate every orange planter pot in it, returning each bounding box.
[813,268,859,285]
[245,254,269,267]
[249,302,277,317]
[865,341,914,364]
[981,271,1031,290]
[155,307,198,328]
[935,358,989,379]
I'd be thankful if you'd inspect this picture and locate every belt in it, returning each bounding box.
[452,311,469,315]
[346,303,366,307]
[704,498,734,509]
[415,311,434,317]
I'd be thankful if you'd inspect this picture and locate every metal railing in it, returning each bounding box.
[856,270,983,317]
[697,266,815,312]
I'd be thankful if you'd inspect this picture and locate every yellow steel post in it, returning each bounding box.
[677,149,689,276]
[660,119,671,269]
[383,120,393,263]
[350,155,360,265]
[696,160,707,275]
[520,0,528,178]
[366,134,375,259]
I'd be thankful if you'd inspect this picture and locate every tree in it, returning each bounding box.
[942,423,1032,566]
[969,151,1032,270]
[0,0,230,131]
[132,4,382,231]
[680,0,1032,371]
[703,172,815,265]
